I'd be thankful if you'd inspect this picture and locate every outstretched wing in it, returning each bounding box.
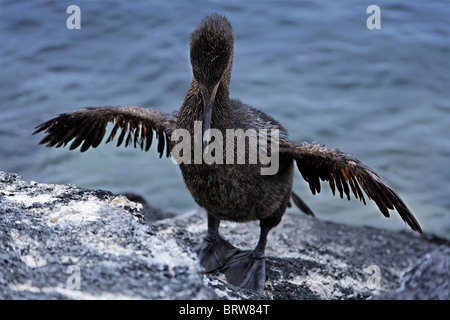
[280,141,422,233]
[33,106,177,157]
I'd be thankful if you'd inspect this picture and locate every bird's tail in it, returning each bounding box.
[291,192,315,217]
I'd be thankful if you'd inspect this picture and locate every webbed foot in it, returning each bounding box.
[222,250,266,293]
[194,234,240,272]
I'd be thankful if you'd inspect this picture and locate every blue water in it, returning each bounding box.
[1,0,449,239]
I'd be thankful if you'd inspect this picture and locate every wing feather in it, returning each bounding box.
[281,141,422,233]
[34,106,177,156]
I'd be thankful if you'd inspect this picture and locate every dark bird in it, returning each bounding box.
[34,14,422,293]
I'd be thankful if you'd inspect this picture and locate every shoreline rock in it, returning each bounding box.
[1,171,449,299]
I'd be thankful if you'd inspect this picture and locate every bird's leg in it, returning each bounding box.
[221,223,271,293]
[194,214,240,272]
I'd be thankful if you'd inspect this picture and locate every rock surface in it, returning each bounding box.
[1,171,449,300]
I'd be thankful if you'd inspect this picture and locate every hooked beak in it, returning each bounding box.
[201,83,220,152]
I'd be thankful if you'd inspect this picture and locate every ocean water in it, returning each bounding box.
[1,0,449,239]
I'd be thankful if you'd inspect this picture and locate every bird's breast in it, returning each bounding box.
[178,158,294,222]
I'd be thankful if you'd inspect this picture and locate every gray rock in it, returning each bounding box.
[1,171,448,299]
[374,246,450,300]
[0,171,214,299]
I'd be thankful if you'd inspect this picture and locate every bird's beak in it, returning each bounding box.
[202,83,220,152]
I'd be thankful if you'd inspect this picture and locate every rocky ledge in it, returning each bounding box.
[0,171,448,300]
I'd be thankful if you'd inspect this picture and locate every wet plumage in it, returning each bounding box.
[34,14,422,293]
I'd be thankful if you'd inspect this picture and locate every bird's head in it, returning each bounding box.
[189,14,234,150]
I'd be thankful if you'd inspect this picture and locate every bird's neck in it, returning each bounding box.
[180,79,233,128]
